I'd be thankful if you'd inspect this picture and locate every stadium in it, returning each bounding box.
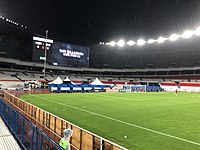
[1,1,200,150]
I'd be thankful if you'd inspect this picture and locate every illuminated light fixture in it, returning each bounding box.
[157,37,168,43]
[106,41,116,46]
[35,41,42,45]
[182,30,193,39]
[110,41,116,46]
[25,26,27,28]
[127,40,136,46]
[169,34,180,41]
[194,27,200,36]
[147,39,156,44]
[39,56,46,60]
[99,42,105,45]
[46,43,51,47]
[33,36,53,43]
[6,18,8,21]
[117,40,125,47]
[137,39,146,46]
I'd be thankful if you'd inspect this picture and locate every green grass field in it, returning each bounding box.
[21,92,200,150]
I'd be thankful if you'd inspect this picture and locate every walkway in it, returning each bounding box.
[0,116,21,150]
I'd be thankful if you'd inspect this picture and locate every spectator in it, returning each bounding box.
[59,129,73,150]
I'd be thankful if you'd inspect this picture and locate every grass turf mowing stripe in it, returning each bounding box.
[30,94,200,147]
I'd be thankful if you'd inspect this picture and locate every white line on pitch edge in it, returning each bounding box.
[30,94,200,147]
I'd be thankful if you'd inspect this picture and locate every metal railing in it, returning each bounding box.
[3,90,128,150]
[0,98,63,150]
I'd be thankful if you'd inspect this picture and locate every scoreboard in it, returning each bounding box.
[32,36,90,67]
[32,36,53,61]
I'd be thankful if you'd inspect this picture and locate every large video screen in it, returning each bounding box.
[32,37,90,67]
[48,41,89,67]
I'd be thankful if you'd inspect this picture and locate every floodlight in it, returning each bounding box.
[99,42,105,45]
[147,39,156,44]
[117,40,125,47]
[157,37,167,43]
[127,40,136,46]
[194,27,200,36]
[110,41,116,46]
[182,30,193,39]
[169,34,179,41]
[106,41,116,46]
[33,36,54,43]
[137,39,146,46]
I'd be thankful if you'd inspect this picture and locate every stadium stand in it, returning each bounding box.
[1,23,200,150]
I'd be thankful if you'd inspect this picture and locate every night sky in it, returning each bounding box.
[0,0,200,43]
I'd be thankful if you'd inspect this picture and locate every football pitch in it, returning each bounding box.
[21,92,200,150]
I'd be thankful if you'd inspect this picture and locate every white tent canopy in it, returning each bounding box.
[64,77,71,82]
[63,77,75,84]
[90,78,104,85]
[48,76,63,84]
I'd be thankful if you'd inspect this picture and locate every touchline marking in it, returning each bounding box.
[30,94,200,146]
[98,94,178,102]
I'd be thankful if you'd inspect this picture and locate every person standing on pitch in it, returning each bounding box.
[175,89,178,96]
[59,128,73,150]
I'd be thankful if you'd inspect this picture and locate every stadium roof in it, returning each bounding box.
[0,0,200,43]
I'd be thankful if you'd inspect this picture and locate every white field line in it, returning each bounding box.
[97,94,178,101]
[30,94,200,147]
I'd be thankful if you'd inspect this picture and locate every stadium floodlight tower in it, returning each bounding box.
[43,30,48,79]
[33,33,53,79]
[33,30,53,79]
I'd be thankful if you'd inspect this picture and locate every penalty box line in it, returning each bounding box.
[30,94,200,147]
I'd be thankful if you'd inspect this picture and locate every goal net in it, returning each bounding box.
[122,85,146,93]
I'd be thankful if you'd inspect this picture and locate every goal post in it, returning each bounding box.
[122,85,146,93]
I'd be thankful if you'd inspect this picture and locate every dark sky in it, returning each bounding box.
[0,0,200,43]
